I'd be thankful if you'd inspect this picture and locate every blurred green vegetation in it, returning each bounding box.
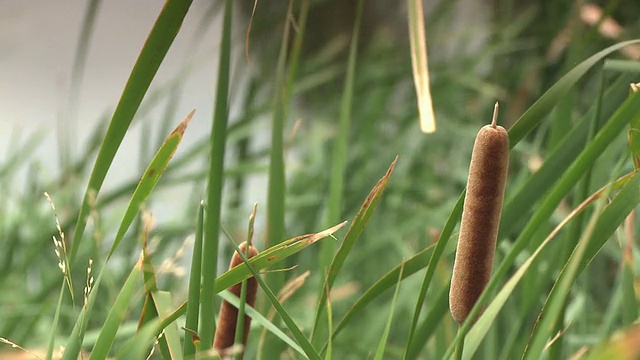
[1,0,640,359]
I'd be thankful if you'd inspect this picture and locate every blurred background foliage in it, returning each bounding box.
[1,0,640,358]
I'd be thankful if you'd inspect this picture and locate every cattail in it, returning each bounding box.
[450,102,509,324]
[214,241,259,357]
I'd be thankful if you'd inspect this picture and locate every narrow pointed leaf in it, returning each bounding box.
[313,157,397,337]
[71,0,193,261]
[88,259,142,360]
[108,111,194,259]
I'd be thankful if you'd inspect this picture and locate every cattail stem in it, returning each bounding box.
[450,103,510,324]
[454,334,465,360]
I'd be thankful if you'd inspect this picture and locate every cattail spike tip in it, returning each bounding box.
[491,102,499,128]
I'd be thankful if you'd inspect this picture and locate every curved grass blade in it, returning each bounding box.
[88,259,142,360]
[507,39,640,146]
[114,319,161,360]
[216,222,347,292]
[264,0,293,298]
[405,284,450,359]
[403,193,463,359]
[71,0,193,261]
[500,73,636,235]
[152,222,348,337]
[322,0,364,270]
[312,157,398,340]
[522,171,640,360]
[218,290,306,358]
[108,111,193,259]
[331,243,435,342]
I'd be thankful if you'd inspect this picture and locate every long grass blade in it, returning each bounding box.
[108,111,193,259]
[313,157,397,340]
[405,284,450,359]
[403,193,463,359]
[321,0,364,270]
[162,222,349,332]
[508,39,640,146]
[331,243,435,343]
[45,281,67,360]
[88,259,142,360]
[58,0,102,171]
[114,319,161,360]
[61,264,103,360]
[522,171,640,360]
[217,222,347,292]
[183,202,205,357]
[70,0,193,261]
[200,0,233,349]
[153,291,184,360]
[373,263,404,360]
[262,3,296,356]
[500,72,635,236]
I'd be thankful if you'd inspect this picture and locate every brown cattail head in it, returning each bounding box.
[213,241,259,357]
[450,102,509,324]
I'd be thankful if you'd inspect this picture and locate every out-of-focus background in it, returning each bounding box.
[2,0,640,358]
[0,0,492,215]
[1,1,218,203]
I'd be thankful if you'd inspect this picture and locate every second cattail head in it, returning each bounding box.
[213,241,259,358]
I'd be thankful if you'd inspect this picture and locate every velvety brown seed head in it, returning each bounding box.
[213,241,259,357]
[450,103,509,324]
